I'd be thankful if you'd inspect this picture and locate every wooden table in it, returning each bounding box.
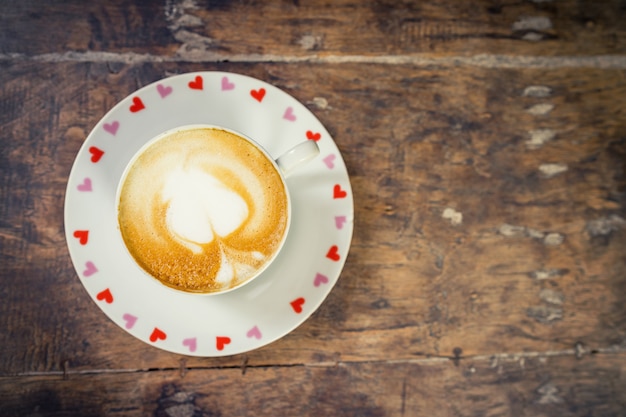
[1,1,625,415]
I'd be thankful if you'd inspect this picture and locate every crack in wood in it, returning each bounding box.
[5,345,624,378]
[1,51,626,69]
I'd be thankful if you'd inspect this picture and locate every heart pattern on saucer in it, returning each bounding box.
[96,288,113,304]
[221,76,235,91]
[188,75,203,90]
[323,154,336,169]
[333,184,348,199]
[122,313,137,329]
[313,273,329,287]
[182,337,197,352]
[77,177,92,192]
[290,297,305,313]
[157,84,173,98]
[306,130,321,141]
[250,88,266,102]
[89,147,104,163]
[150,327,167,342]
[129,97,145,113]
[246,325,262,339]
[83,261,98,277]
[65,71,353,356]
[326,245,341,261]
[283,106,296,121]
[103,121,119,135]
[73,230,89,245]
[216,336,231,351]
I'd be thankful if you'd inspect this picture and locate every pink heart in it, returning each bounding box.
[323,154,336,169]
[103,121,119,135]
[122,313,137,329]
[221,76,235,91]
[77,177,92,192]
[335,216,347,230]
[283,106,296,121]
[183,337,197,352]
[314,273,329,287]
[82,261,98,277]
[246,325,262,339]
[157,84,173,98]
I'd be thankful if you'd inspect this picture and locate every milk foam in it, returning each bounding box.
[117,127,289,293]
[163,168,249,252]
[215,248,234,284]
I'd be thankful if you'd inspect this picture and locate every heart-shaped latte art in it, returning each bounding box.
[162,168,249,252]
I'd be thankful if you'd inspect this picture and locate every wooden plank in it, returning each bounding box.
[0,61,625,374]
[0,0,625,58]
[1,352,625,416]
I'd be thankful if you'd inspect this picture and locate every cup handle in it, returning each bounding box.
[276,140,320,177]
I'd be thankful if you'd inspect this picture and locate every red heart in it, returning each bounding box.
[326,245,340,261]
[333,184,347,199]
[96,288,113,304]
[188,75,203,90]
[306,130,321,141]
[73,230,89,245]
[250,88,266,102]
[216,336,231,351]
[149,327,167,343]
[129,96,145,113]
[88,146,104,163]
[290,297,305,314]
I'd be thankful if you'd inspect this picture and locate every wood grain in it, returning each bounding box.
[1,0,625,414]
[0,0,624,58]
[1,353,624,416]
[0,61,624,375]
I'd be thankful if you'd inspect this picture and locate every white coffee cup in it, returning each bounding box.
[116,124,319,295]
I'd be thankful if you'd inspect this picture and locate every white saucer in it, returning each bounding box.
[64,72,354,356]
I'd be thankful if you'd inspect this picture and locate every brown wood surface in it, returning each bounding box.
[1,0,625,57]
[1,1,625,416]
[1,354,625,416]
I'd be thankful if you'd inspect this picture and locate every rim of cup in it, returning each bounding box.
[116,124,294,296]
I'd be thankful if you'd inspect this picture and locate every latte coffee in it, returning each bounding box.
[117,126,290,294]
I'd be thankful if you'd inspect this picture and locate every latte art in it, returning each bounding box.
[163,168,250,252]
[117,127,289,293]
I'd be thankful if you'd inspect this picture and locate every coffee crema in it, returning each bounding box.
[117,127,289,293]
